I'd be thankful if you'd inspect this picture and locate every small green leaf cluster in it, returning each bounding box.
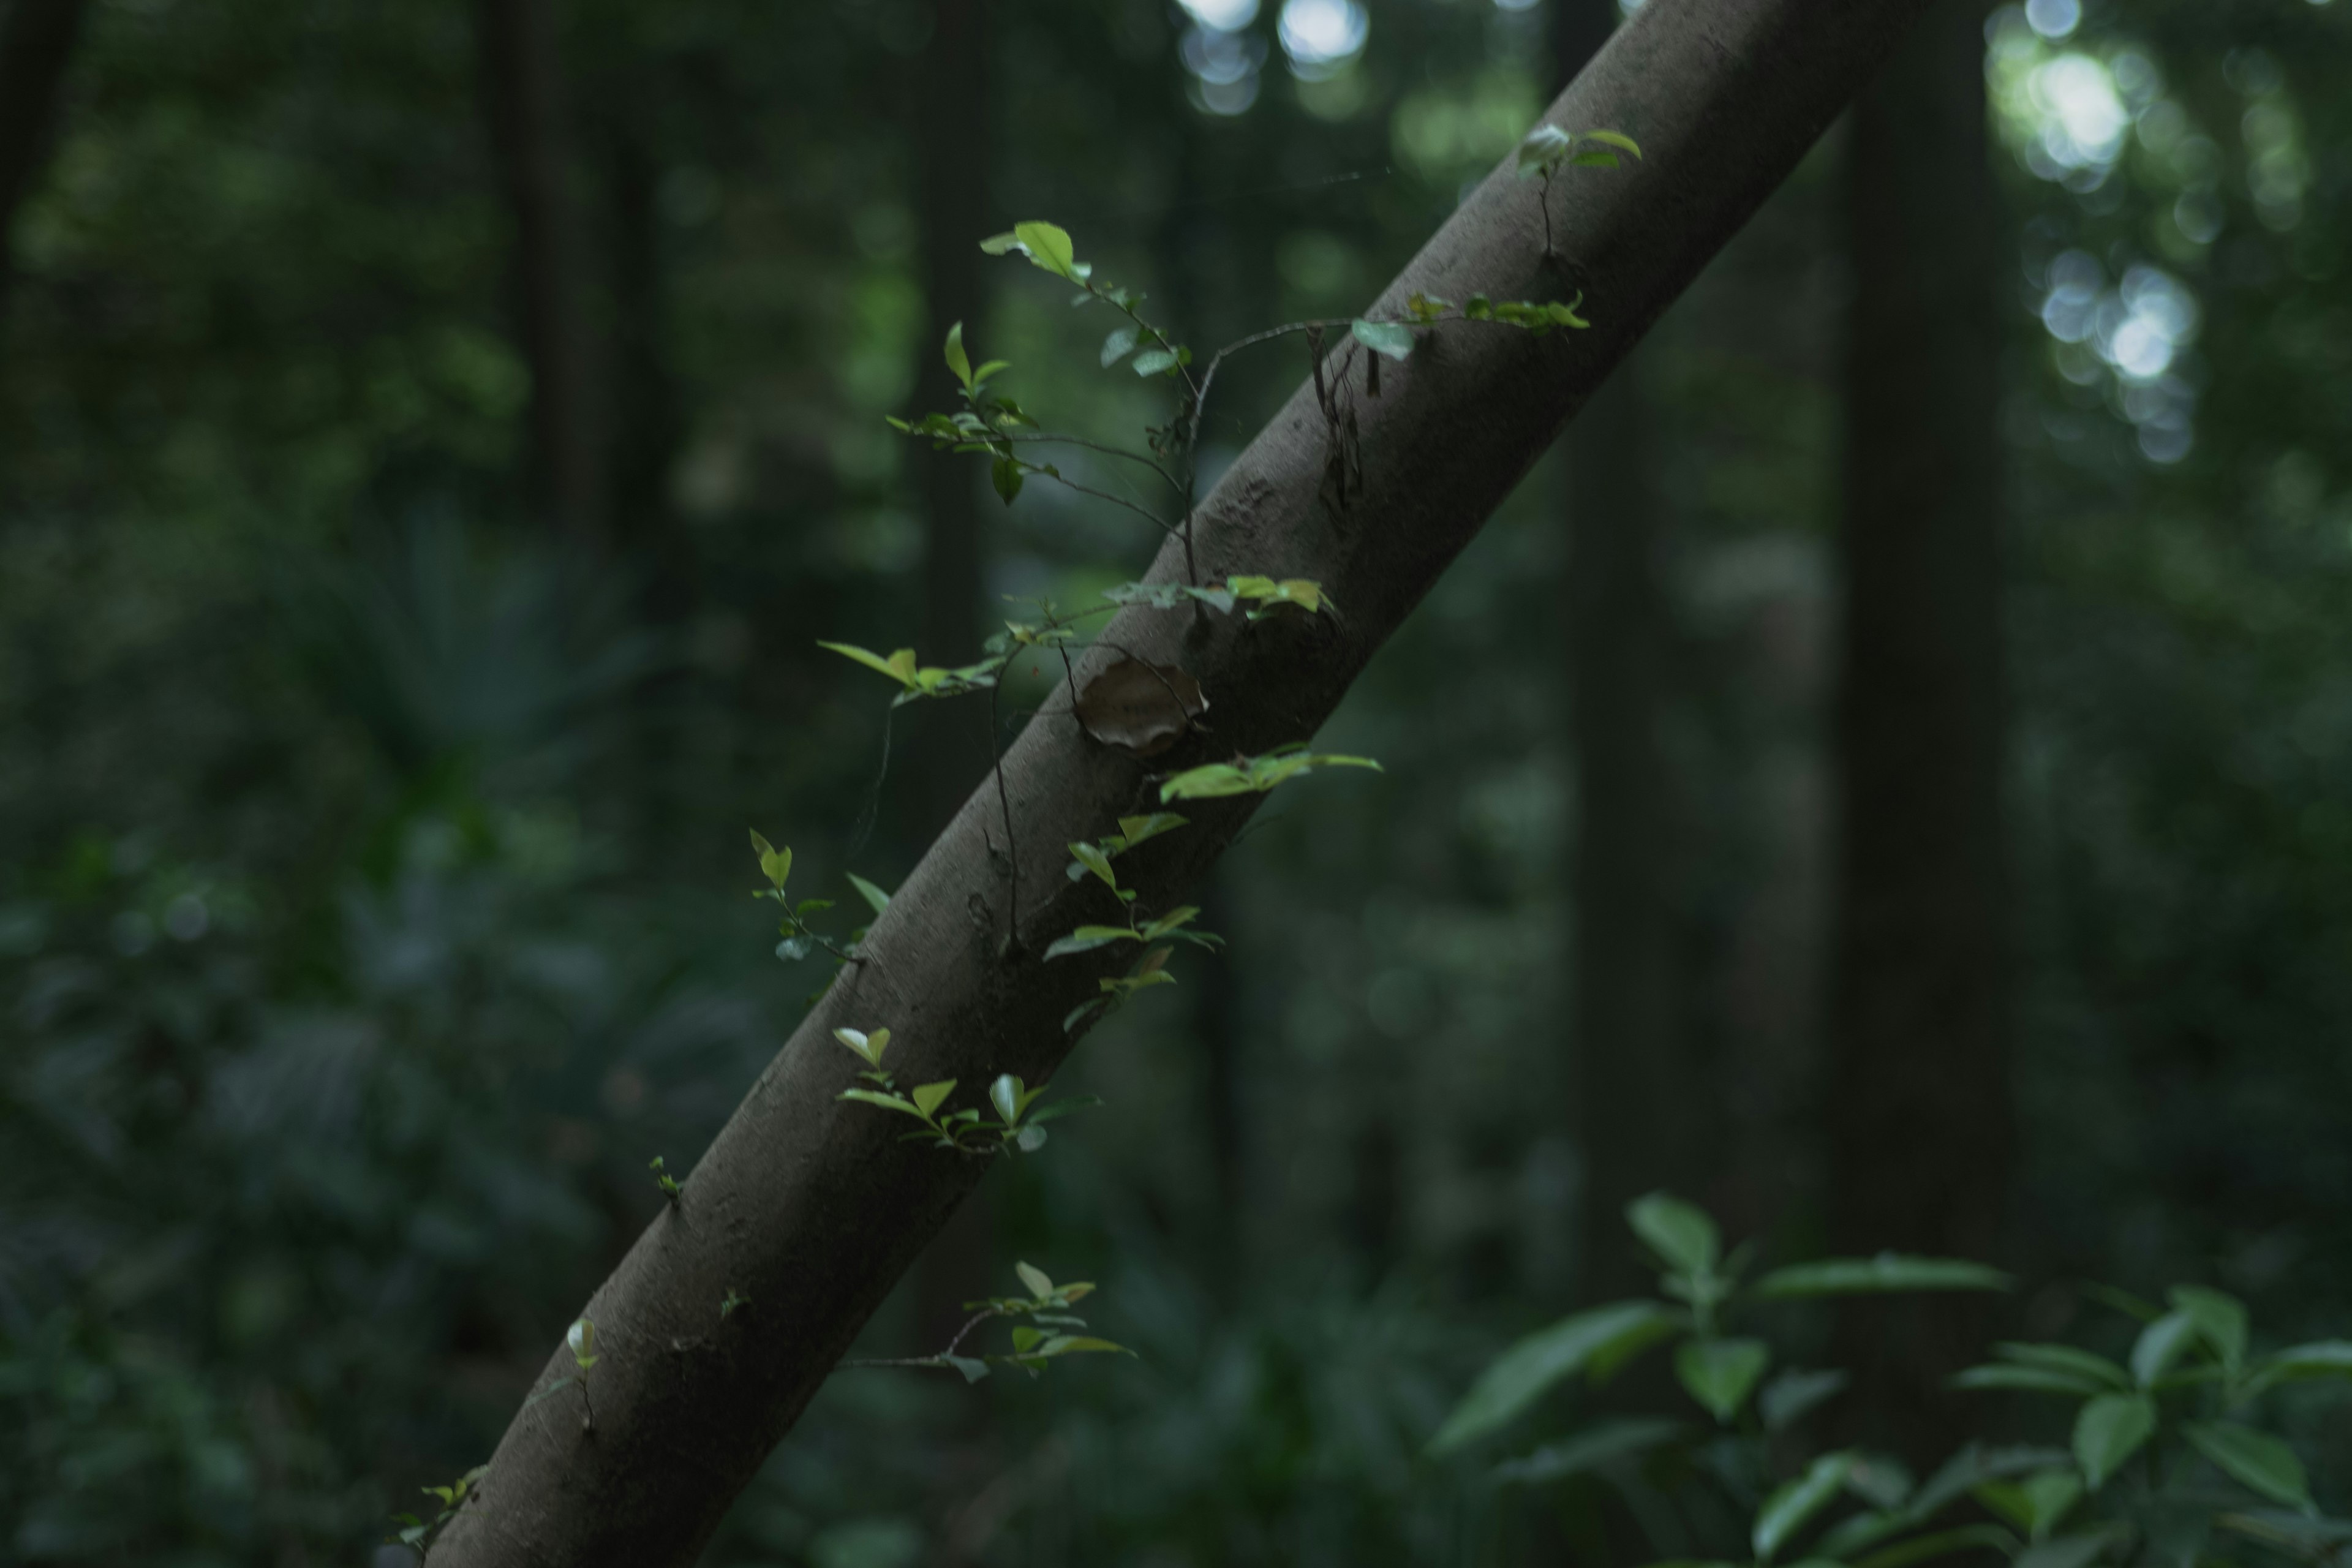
[1951,1283,2332,1507]
[1431,1193,2008,1457]
[1403,290,1591,336]
[748,831,888,967]
[831,1027,1095,1155]
[387,1463,487,1554]
[930,1263,1133,1384]
[1516,124,1643,177]
[1102,575,1332,619]
[981,221,1194,382]
[647,1155,680,1199]
[1158,742,1383,802]
[1434,1194,2349,1568]
[816,639,1006,705]
[1061,812,1188,884]
[884,317,1058,507]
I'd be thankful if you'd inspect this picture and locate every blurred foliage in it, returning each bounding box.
[1,0,2349,1562]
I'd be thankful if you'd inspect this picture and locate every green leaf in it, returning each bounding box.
[1131,347,1179,377]
[2011,1531,2121,1568]
[1902,1445,2076,1526]
[1855,1525,2019,1568]
[1980,1469,2084,1540]
[1015,1123,1047,1152]
[1760,1368,1850,1431]
[1012,220,1080,282]
[911,1080,956,1120]
[1034,1335,1129,1357]
[1676,1337,1771,1423]
[1583,128,1643,157]
[832,1026,890,1068]
[567,1317,597,1368]
[1951,1363,2111,1398]
[749,829,791,889]
[1755,1450,1858,1563]
[978,231,1022,255]
[1115,812,1188,848]
[1516,123,1574,174]
[2021,1469,2084,1539]
[971,358,1009,383]
[1351,318,1416,361]
[1427,1300,1676,1455]
[1627,1192,1719,1275]
[1016,1261,1054,1300]
[1752,1255,2011,1299]
[943,321,972,387]
[1491,1417,1684,1485]
[2250,1340,2352,1390]
[944,1354,991,1383]
[1995,1343,2132,1390]
[2073,1393,2157,1490]
[818,640,921,689]
[1071,840,1120,893]
[1846,1453,1915,1511]
[840,872,891,917]
[1044,925,1140,959]
[2169,1286,2248,1368]
[2130,1310,2199,1387]
[1010,1325,1046,1352]
[2183,1422,2313,1511]
[991,455,1023,505]
[840,1087,929,1121]
[1158,749,1382,802]
[1570,148,1621,168]
[2215,1511,2352,1559]
[1101,325,1140,367]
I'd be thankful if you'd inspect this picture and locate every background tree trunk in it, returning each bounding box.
[1825,0,2011,1463]
[1552,0,1693,1306]
[0,0,90,323]
[477,0,602,546]
[432,2,1950,1557]
[907,0,1000,1370]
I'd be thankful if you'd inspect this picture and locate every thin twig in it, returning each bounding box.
[1032,469,1183,537]
[992,431,1182,491]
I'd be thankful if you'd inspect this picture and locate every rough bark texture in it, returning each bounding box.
[1553,0,1692,1306]
[1826,0,2011,1463]
[477,0,601,545]
[435,2,1942,1559]
[0,0,90,320]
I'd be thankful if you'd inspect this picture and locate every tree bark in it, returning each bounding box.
[434,3,1948,1559]
[0,0,90,322]
[1552,0,1692,1306]
[476,0,602,546]
[1825,0,2010,1463]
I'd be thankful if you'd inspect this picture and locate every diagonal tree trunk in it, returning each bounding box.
[476,0,601,546]
[1553,0,1694,1308]
[1825,0,2010,1464]
[434,2,1949,1558]
[0,0,91,323]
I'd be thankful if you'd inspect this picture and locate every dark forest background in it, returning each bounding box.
[1,0,2347,1561]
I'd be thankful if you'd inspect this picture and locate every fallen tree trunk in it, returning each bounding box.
[437,0,1939,1558]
